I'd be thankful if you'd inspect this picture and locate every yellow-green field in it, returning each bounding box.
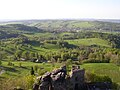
[66,38,111,47]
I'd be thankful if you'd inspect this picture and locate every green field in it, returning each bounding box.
[23,32,54,39]
[82,63,120,83]
[1,61,120,84]
[66,38,111,47]
[0,61,62,78]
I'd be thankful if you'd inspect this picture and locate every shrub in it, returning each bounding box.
[7,61,14,66]
[73,61,81,65]
[85,72,112,83]
[24,75,35,89]
[66,59,72,71]
[34,65,38,72]
[112,82,120,90]
[0,75,35,90]
[38,69,46,76]
[19,62,22,67]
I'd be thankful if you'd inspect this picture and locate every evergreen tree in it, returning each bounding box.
[0,60,2,66]
[30,67,34,75]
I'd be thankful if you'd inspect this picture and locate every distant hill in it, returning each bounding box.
[0,24,43,32]
[0,24,43,39]
[97,19,120,23]
[0,19,120,32]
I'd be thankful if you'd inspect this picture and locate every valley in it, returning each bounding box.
[0,20,120,90]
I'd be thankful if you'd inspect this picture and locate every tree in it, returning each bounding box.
[35,52,39,59]
[0,60,2,66]
[29,52,36,59]
[14,50,22,60]
[0,52,5,60]
[57,58,62,63]
[88,53,96,60]
[61,53,69,61]
[19,62,22,67]
[66,59,72,72]
[22,51,30,60]
[110,54,119,65]
[30,67,35,75]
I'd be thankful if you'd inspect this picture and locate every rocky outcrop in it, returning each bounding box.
[33,65,85,90]
[33,65,112,90]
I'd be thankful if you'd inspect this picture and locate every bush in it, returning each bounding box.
[110,59,120,66]
[66,59,72,71]
[24,75,35,89]
[73,61,81,65]
[34,65,38,72]
[0,76,35,90]
[38,69,46,76]
[66,59,73,65]
[7,61,14,66]
[112,82,120,90]
[85,72,112,83]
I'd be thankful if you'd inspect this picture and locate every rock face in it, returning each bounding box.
[69,66,85,90]
[33,65,85,90]
[33,65,112,90]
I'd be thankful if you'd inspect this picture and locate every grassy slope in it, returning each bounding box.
[66,38,111,47]
[0,61,61,78]
[23,33,54,39]
[0,61,120,83]
[1,37,111,59]
[82,63,120,83]
[32,44,60,54]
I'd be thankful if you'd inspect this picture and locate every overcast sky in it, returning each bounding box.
[0,0,120,20]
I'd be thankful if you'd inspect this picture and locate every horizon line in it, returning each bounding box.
[0,18,120,22]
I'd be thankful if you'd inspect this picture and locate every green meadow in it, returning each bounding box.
[1,61,120,84]
[66,38,111,47]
